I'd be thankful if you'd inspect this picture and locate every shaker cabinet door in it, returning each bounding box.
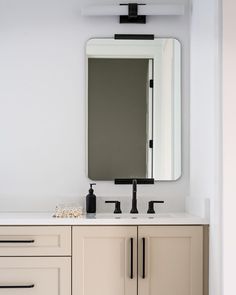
[72,226,137,295]
[138,226,203,295]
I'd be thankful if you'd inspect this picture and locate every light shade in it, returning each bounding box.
[81,4,185,17]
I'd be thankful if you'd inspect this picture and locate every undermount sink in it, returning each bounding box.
[87,213,173,219]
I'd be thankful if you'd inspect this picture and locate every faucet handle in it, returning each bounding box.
[147,201,164,214]
[105,201,122,214]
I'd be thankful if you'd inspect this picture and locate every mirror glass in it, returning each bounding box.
[86,38,181,181]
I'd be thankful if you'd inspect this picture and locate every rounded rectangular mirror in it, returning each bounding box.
[86,38,181,181]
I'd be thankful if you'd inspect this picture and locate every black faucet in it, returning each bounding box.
[130,179,138,214]
[115,178,154,214]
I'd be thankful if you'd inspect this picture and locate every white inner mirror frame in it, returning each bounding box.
[86,38,181,181]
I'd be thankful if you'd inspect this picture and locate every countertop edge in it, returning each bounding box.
[0,212,210,226]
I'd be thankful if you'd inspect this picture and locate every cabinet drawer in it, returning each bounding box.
[0,257,70,295]
[0,226,71,256]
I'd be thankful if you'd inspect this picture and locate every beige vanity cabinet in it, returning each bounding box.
[0,224,205,295]
[73,225,203,295]
[72,226,137,295]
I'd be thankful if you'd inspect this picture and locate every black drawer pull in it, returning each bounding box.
[0,240,35,243]
[142,237,146,279]
[130,238,134,279]
[0,284,35,289]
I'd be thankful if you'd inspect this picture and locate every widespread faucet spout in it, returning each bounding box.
[130,179,138,214]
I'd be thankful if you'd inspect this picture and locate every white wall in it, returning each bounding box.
[0,0,190,212]
[188,0,222,294]
[189,0,216,204]
[223,0,236,294]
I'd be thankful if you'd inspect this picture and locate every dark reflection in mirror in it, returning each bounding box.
[88,58,151,180]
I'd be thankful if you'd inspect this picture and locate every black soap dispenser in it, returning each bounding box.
[86,183,96,213]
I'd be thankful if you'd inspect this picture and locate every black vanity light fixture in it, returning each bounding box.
[120,3,146,24]
[81,3,185,24]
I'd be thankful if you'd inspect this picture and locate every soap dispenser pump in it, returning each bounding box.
[86,183,96,214]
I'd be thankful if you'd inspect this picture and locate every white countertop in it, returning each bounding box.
[0,212,209,225]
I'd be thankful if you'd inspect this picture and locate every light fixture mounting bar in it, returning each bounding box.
[114,34,154,40]
[120,3,146,24]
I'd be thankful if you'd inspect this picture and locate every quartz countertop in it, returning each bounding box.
[0,212,209,226]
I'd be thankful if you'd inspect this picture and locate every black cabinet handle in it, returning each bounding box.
[0,240,35,243]
[142,238,146,279]
[130,238,133,279]
[0,284,34,289]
